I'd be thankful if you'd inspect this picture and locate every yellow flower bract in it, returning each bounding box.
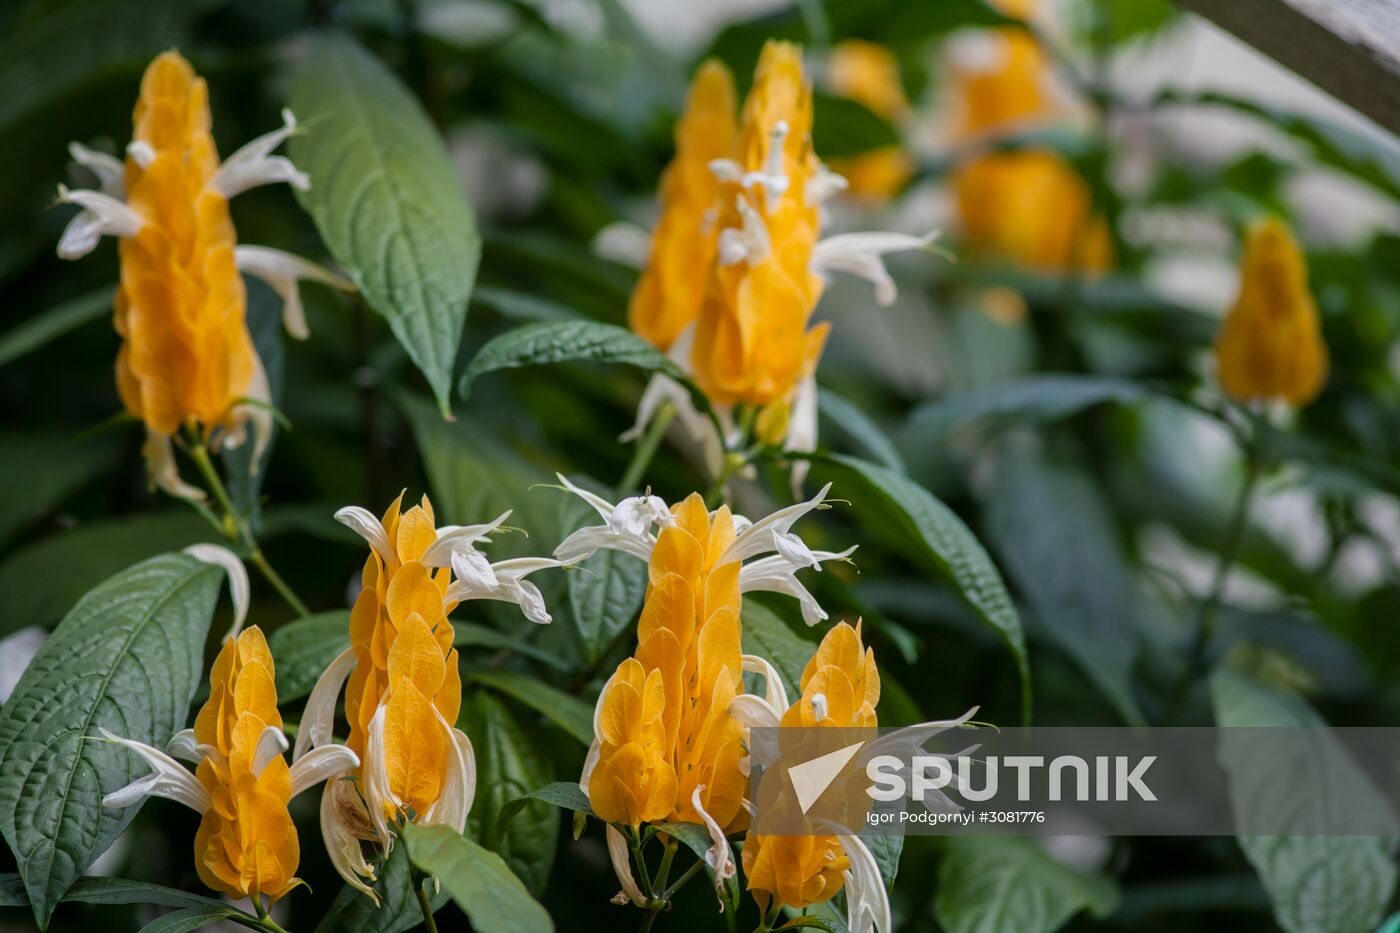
[589,494,747,833]
[743,620,880,911]
[191,627,299,901]
[115,51,256,439]
[1215,218,1328,406]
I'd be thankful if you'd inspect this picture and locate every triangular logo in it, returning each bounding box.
[787,741,865,814]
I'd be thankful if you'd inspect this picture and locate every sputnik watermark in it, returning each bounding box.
[866,755,1157,803]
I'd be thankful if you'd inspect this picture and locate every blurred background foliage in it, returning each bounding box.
[1,0,1399,930]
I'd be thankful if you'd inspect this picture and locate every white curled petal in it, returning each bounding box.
[335,506,396,564]
[811,823,892,933]
[68,142,125,196]
[606,824,646,906]
[235,245,353,340]
[166,729,217,764]
[690,785,736,907]
[56,186,144,259]
[728,693,782,731]
[774,531,819,571]
[741,121,790,211]
[722,483,834,565]
[321,779,380,904]
[295,645,357,760]
[578,739,602,797]
[447,547,500,594]
[810,231,940,307]
[99,728,211,814]
[739,561,827,626]
[421,511,513,567]
[222,350,275,477]
[362,702,395,846]
[507,579,552,625]
[806,165,849,207]
[708,158,744,183]
[741,654,790,715]
[212,108,310,198]
[142,432,207,502]
[289,744,360,799]
[126,140,155,170]
[718,195,770,266]
[554,473,616,519]
[422,715,474,833]
[252,725,291,775]
[811,692,830,723]
[183,544,250,638]
[784,373,820,494]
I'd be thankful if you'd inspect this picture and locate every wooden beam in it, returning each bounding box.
[1172,0,1400,135]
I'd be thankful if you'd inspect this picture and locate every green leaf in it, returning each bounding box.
[267,611,352,703]
[498,782,595,833]
[935,836,1120,933]
[289,33,479,416]
[741,601,818,703]
[566,523,647,667]
[816,453,1031,723]
[314,840,448,933]
[0,431,123,546]
[980,453,1145,725]
[459,320,687,401]
[461,691,560,894]
[811,91,899,157]
[0,286,112,368]
[653,820,740,904]
[0,553,223,928]
[466,669,594,746]
[139,906,245,933]
[0,875,245,913]
[221,278,286,529]
[402,823,554,933]
[1211,670,1397,933]
[817,387,906,474]
[900,374,1148,460]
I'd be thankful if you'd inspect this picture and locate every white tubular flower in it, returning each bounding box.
[691,785,737,908]
[295,645,357,760]
[741,654,790,716]
[220,350,275,472]
[99,728,212,813]
[806,164,850,207]
[812,821,893,933]
[181,544,250,638]
[56,185,144,259]
[721,482,835,566]
[784,373,820,494]
[333,505,397,563]
[68,143,125,196]
[235,245,353,340]
[444,553,564,624]
[717,194,771,266]
[740,120,791,211]
[810,230,940,307]
[606,824,647,906]
[621,325,725,478]
[552,474,673,564]
[166,729,217,765]
[211,108,310,199]
[740,545,857,627]
[322,779,380,903]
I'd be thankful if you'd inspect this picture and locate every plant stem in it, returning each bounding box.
[253,896,292,933]
[411,868,440,933]
[1168,420,1265,715]
[188,440,311,618]
[661,858,705,900]
[620,402,675,492]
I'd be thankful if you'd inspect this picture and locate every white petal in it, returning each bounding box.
[212,108,310,198]
[68,142,125,197]
[741,655,789,715]
[811,824,892,933]
[295,645,357,760]
[140,431,205,502]
[606,824,647,906]
[420,511,513,567]
[722,483,835,566]
[592,220,652,268]
[166,729,217,764]
[554,472,616,519]
[811,692,830,723]
[235,245,353,340]
[321,778,381,904]
[553,525,654,565]
[578,738,602,796]
[335,506,396,564]
[99,728,210,814]
[221,349,275,477]
[717,195,770,266]
[448,547,500,591]
[738,559,832,626]
[708,158,744,183]
[126,140,155,170]
[690,785,736,907]
[810,231,940,308]
[289,744,360,799]
[740,120,791,212]
[422,714,474,833]
[56,186,143,259]
[362,702,395,846]
[806,164,849,207]
[728,693,782,730]
[252,725,290,775]
[182,544,250,638]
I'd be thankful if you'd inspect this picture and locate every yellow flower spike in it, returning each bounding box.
[56,51,345,499]
[300,494,564,898]
[1214,217,1328,407]
[102,624,360,906]
[825,41,914,202]
[630,59,738,351]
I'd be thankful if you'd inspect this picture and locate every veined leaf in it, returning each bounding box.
[289,33,479,416]
[817,387,906,474]
[0,553,222,928]
[267,610,351,703]
[900,374,1148,460]
[0,286,112,368]
[466,669,593,746]
[459,320,691,402]
[935,836,1120,933]
[564,496,647,667]
[0,875,250,914]
[816,454,1031,723]
[462,691,559,894]
[138,906,247,933]
[403,823,554,933]
[499,782,595,832]
[314,843,448,933]
[981,453,1145,725]
[1211,670,1397,933]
